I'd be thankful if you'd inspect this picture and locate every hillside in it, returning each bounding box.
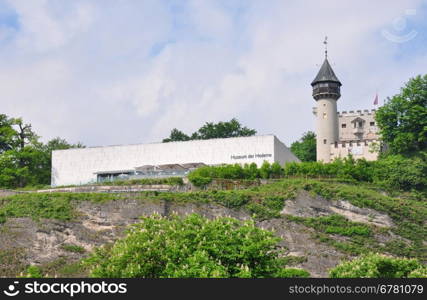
[0,178,425,278]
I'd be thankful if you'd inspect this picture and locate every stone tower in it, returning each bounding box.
[311,52,342,162]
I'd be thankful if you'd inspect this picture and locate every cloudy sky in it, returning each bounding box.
[0,0,426,147]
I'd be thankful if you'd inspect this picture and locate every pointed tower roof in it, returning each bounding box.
[311,58,341,86]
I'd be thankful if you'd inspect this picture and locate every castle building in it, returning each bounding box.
[311,49,380,162]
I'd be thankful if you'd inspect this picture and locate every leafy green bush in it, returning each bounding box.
[259,161,272,179]
[372,154,426,191]
[276,268,310,278]
[329,253,427,278]
[61,244,86,254]
[187,167,213,187]
[21,265,43,278]
[210,191,250,208]
[286,214,371,237]
[188,162,284,186]
[84,213,292,278]
[0,192,118,223]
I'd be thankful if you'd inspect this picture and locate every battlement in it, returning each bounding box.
[337,109,376,117]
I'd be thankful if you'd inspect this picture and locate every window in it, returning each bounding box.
[357,141,360,146]
[358,121,363,128]
[323,139,327,144]
[370,122,375,126]
[365,141,368,146]
[341,123,346,128]
[342,142,345,148]
[349,141,353,147]
[323,112,327,119]
[334,142,338,148]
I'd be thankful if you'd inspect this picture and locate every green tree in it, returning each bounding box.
[0,113,85,188]
[290,131,316,162]
[163,118,256,142]
[259,161,271,179]
[329,253,427,278]
[84,213,307,278]
[375,75,427,155]
[270,162,283,178]
[162,129,190,143]
[0,114,16,153]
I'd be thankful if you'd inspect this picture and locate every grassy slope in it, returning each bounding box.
[0,178,425,276]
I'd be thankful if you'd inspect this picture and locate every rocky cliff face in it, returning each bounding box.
[0,189,407,277]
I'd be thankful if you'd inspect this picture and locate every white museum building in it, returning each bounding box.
[51,135,299,186]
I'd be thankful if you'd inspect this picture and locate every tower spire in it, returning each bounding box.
[323,36,328,59]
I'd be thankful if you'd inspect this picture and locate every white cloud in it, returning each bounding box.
[0,0,426,147]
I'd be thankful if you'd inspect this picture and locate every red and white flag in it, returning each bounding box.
[373,93,378,105]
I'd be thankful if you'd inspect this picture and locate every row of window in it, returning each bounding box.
[323,139,371,147]
[334,140,370,148]
[341,121,375,129]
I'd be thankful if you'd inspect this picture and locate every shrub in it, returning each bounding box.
[259,161,271,179]
[270,162,284,178]
[329,253,427,278]
[372,154,427,191]
[187,167,213,187]
[84,213,290,278]
[61,244,86,254]
[21,265,43,278]
[276,268,310,278]
[211,191,250,208]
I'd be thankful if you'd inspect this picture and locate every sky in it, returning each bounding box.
[0,0,426,147]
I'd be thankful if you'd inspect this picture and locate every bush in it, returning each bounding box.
[276,268,310,278]
[187,167,213,187]
[61,244,86,254]
[329,253,427,278]
[84,213,291,278]
[21,265,43,278]
[211,191,250,208]
[372,154,427,191]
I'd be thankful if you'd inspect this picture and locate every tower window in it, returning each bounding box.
[323,139,327,144]
[370,122,375,126]
[323,112,327,119]
[341,123,346,128]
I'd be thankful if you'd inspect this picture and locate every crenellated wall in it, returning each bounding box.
[337,109,379,142]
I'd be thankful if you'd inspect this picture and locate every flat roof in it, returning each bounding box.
[53,134,279,152]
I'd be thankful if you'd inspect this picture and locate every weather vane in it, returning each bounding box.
[323,36,328,59]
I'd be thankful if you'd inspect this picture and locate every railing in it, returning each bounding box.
[312,86,340,96]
